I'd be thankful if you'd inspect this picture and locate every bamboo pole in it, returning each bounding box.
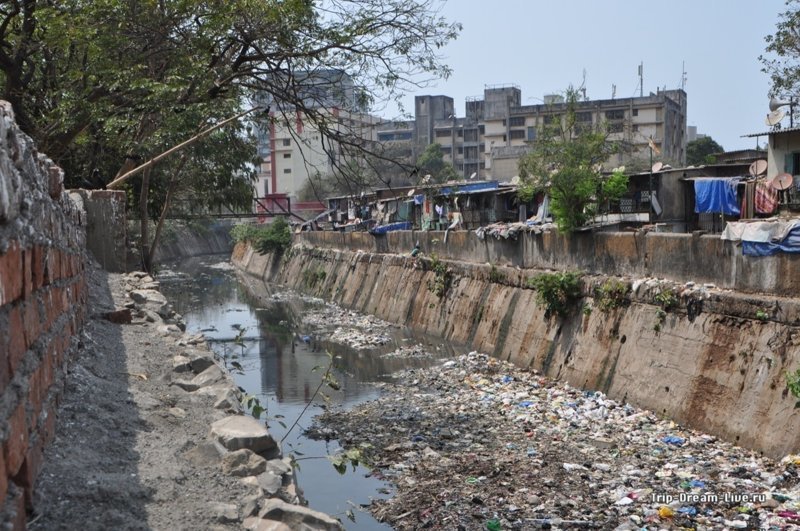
[106,106,264,190]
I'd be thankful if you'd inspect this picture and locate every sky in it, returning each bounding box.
[381,0,789,152]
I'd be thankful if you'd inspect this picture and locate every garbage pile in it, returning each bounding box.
[314,352,800,530]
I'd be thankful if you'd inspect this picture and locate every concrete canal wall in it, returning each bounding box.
[233,240,800,459]
[295,229,800,298]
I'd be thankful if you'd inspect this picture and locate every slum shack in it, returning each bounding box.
[413,180,517,230]
[325,192,378,232]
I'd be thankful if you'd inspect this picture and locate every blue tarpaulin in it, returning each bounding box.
[742,225,800,256]
[694,178,740,216]
[369,221,412,235]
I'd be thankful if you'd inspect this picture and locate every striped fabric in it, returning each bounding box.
[755,180,778,214]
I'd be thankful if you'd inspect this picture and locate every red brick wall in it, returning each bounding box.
[0,101,88,529]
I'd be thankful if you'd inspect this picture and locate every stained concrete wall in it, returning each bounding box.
[0,102,88,528]
[73,190,127,273]
[233,242,800,458]
[295,230,800,297]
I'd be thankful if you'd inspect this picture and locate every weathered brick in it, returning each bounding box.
[0,449,7,513]
[0,242,22,305]
[6,305,25,378]
[40,404,57,446]
[17,436,43,509]
[31,245,45,290]
[4,403,27,476]
[20,247,32,299]
[21,300,40,350]
[48,249,60,282]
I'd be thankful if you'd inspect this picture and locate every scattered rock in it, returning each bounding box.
[256,471,283,496]
[210,415,277,453]
[258,498,343,531]
[102,308,132,324]
[221,449,267,477]
[209,502,239,523]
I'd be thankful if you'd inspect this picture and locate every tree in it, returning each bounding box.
[416,143,459,183]
[686,136,724,166]
[517,87,626,232]
[0,0,461,270]
[761,1,800,97]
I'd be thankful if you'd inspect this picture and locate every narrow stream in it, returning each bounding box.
[159,255,459,530]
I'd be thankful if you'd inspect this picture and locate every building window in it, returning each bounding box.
[283,168,291,173]
[509,116,525,127]
[632,125,639,132]
[527,127,537,141]
[576,112,592,122]
[632,109,639,117]
[502,119,507,126]
[543,114,560,125]
[605,109,624,120]
[441,146,452,154]
[478,125,485,135]
[457,147,464,154]
[608,122,624,133]
[509,130,526,140]
[457,130,463,137]
[282,139,291,146]
[283,153,291,158]
[435,129,450,138]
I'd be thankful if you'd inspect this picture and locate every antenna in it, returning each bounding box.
[612,84,616,99]
[638,62,643,97]
[766,109,786,127]
[769,97,796,128]
[680,61,687,91]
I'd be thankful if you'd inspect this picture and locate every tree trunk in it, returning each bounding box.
[147,154,189,270]
[139,166,151,272]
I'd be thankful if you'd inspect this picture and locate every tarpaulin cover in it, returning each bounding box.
[742,225,800,256]
[694,178,740,215]
[369,221,412,235]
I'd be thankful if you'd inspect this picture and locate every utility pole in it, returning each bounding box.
[638,62,644,98]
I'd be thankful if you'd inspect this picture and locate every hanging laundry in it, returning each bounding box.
[694,178,740,216]
[755,180,778,215]
[740,181,756,219]
[413,194,425,205]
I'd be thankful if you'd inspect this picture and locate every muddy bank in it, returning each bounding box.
[232,242,800,459]
[312,352,800,530]
[32,261,343,531]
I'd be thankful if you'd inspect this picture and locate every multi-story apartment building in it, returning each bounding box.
[254,70,381,199]
[257,73,688,197]
[429,85,688,180]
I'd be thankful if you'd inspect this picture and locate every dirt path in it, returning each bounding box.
[30,264,254,530]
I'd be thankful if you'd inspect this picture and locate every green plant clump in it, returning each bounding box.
[654,288,678,311]
[755,309,769,322]
[426,254,452,298]
[489,264,505,284]
[527,271,583,318]
[786,368,800,408]
[302,267,327,288]
[231,217,292,254]
[595,278,630,311]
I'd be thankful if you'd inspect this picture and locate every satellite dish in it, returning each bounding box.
[510,176,521,185]
[749,159,768,177]
[766,109,786,126]
[651,161,664,173]
[422,174,432,184]
[469,172,477,180]
[771,173,794,191]
[407,188,416,196]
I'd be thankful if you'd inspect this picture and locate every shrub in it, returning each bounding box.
[595,278,630,311]
[527,271,583,318]
[426,254,452,298]
[230,217,292,255]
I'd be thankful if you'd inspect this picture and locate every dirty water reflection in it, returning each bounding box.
[160,255,460,530]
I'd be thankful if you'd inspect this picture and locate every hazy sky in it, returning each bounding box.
[384,0,788,152]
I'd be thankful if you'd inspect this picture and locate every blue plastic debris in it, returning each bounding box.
[518,400,534,408]
[662,436,686,446]
[678,506,698,516]
[500,375,513,384]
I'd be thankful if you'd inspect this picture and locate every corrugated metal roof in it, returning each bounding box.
[742,126,800,137]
